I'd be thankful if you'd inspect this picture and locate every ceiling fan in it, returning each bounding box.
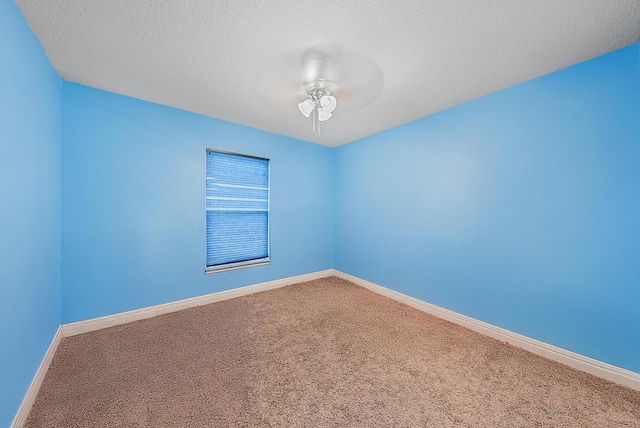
[254,46,384,137]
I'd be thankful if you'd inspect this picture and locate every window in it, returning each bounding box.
[205,149,270,273]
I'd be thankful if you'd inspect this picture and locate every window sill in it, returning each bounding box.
[205,258,270,274]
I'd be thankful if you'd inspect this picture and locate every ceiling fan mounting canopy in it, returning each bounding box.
[297,79,342,100]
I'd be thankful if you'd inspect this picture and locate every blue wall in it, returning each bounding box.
[0,1,62,426]
[61,83,335,323]
[335,44,640,372]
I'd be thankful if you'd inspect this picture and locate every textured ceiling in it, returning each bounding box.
[15,0,640,147]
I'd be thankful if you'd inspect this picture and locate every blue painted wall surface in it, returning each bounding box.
[335,44,640,372]
[0,1,62,426]
[61,83,334,323]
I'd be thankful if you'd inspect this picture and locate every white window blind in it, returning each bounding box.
[206,150,270,271]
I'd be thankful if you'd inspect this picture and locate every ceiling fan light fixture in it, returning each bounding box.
[318,110,332,121]
[319,95,337,113]
[298,99,316,117]
[297,80,340,133]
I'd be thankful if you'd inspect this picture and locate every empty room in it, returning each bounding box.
[2,0,639,426]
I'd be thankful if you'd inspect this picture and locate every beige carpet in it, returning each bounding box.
[26,277,640,427]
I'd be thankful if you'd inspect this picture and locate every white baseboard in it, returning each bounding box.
[332,269,640,392]
[11,326,62,428]
[62,269,335,337]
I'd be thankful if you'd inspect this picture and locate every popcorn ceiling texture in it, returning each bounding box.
[15,0,640,147]
[26,277,640,427]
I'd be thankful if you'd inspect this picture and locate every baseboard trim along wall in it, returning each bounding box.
[332,269,640,392]
[11,327,62,428]
[62,269,335,337]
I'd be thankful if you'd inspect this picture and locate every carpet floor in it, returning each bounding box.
[26,276,640,427]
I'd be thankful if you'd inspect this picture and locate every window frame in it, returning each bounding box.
[205,148,271,274]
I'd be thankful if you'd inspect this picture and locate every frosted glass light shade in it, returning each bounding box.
[318,110,332,121]
[298,99,315,117]
[319,95,337,113]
